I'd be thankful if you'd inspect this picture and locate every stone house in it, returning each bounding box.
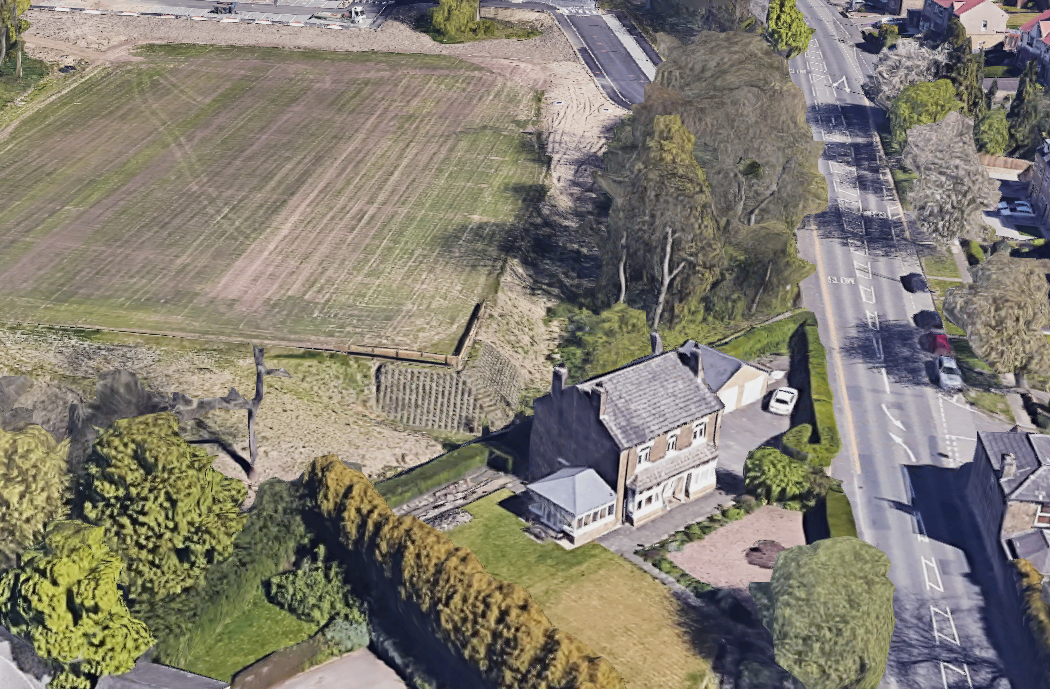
[968,430,1050,574]
[1017,10,1050,84]
[525,334,725,543]
[920,0,1008,49]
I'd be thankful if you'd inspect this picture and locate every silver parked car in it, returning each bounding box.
[768,387,799,416]
[936,356,964,391]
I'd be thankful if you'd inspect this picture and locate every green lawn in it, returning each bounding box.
[984,65,1023,78]
[891,168,917,209]
[921,248,961,279]
[180,586,322,683]
[927,279,967,337]
[449,490,712,689]
[1008,12,1040,28]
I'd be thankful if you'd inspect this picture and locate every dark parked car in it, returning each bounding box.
[902,273,928,293]
[914,310,944,330]
[921,331,951,356]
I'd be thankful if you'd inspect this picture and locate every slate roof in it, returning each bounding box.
[978,431,1050,503]
[527,467,616,515]
[1021,9,1050,33]
[576,341,725,450]
[1010,529,1050,574]
[627,441,718,492]
[96,663,229,689]
[695,345,744,392]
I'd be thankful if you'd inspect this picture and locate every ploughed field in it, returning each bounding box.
[0,45,545,352]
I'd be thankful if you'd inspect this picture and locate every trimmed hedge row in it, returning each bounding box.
[305,454,626,689]
[135,479,311,670]
[1015,558,1050,664]
[375,444,490,509]
[826,486,858,539]
[783,315,841,468]
[717,310,811,361]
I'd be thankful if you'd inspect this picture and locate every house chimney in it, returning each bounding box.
[592,384,607,416]
[552,365,568,395]
[679,340,705,385]
[1002,453,1017,480]
[650,331,663,355]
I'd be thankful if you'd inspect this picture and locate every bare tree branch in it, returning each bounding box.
[747,156,795,226]
[653,226,685,328]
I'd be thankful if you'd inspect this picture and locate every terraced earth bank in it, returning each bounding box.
[0,44,547,353]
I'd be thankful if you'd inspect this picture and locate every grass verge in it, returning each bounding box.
[920,247,961,279]
[825,486,858,539]
[891,168,917,210]
[181,586,322,683]
[414,10,543,43]
[927,279,967,337]
[964,389,1015,423]
[449,490,713,689]
[374,443,490,509]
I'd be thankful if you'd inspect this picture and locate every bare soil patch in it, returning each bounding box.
[669,506,807,591]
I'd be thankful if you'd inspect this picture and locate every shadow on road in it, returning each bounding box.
[839,317,932,387]
[895,462,1047,689]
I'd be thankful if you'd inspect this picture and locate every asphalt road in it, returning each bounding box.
[790,2,1043,687]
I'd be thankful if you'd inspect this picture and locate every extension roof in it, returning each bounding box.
[96,663,230,689]
[527,467,616,515]
[575,342,724,450]
[1020,9,1050,33]
[978,431,1050,503]
[1009,528,1050,574]
[694,344,744,392]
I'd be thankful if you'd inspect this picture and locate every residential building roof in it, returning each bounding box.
[576,341,724,450]
[96,663,229,689]
[627,441,718,492]
[982,78,1019,92]
[1021,9,1050,33]
[1010,528,1050,574]
[952,0,990,14]
[695,344,744,392]
[978,431,1050,503]
[527,467,616,515]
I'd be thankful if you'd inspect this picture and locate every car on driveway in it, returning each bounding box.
[936,356,964,390]
[921,331,951,356]
[902,273,928,293]
[914,310,944,330]
[768,387,799,416]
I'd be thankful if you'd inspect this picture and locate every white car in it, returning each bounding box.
[1014,201,1035,215]
[768,387,799,416]
[936,356,965,391]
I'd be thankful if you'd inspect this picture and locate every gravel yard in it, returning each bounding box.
[668,506,808,591]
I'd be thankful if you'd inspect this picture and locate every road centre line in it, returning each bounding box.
[882,367,890,394]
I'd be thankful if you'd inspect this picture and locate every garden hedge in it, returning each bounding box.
[375,444,490,509]
[717,310,811,361]
[1015,558,1050,663]
[305,454,626,689]
[136,479,311,669]
[783,315,841,468]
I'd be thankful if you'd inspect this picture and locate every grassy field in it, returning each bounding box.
[920,248,961,279]
[181,585,322,683]
[0,45,546,353]
[449,490,713,689]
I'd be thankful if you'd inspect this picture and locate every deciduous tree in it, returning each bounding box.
[1008,59,1042,156]
[869,39,952,109]
[889,78,963,151]
[0,521,155,689]
[975,107,1010,155]
[944,252,1050,388]
[765,0,814,58]
[902,110,1000,242]
[0,424,71,571]
[750,538,895,689]
[74,412,248,605]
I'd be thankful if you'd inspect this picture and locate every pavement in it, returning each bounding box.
[789,0,1042,686]
[269,648,407,689]
[597,397,791,554]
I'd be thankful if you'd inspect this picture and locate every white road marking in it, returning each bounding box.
[860,285,877,303]
[923,559,945,593]
[873,335,884,361]
[889,432,917,462]
[866,310,880,330]
[930,605,960,643]
[916,511,929,542]
[882,367,890,393]
[855,260,873,280]
[882,404,905,430]
[939,662,974,688]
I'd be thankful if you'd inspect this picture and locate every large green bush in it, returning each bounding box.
[266,543,361,626]
[758,538,895,689]
[889,79,962,152]
[0,521,155,689]
[376,444,490,509]
[744,448,809,503]
[0,424,71,571]
[75,412,248,605]
[136,478,311,670]
[782,316,841,467]
[765,0,814,58]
